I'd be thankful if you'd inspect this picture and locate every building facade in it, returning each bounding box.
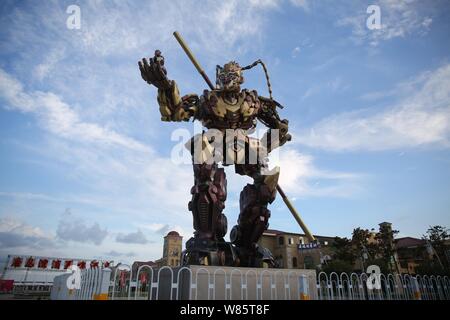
[394,237,429,274]
[155,231,183,267]
[259,229,336,270]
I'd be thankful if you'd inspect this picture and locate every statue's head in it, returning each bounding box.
[216,61,244,92]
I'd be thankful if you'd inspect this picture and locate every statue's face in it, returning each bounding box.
[217,62,244,92]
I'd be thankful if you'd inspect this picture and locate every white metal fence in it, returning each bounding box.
[51,267,111,300]
[316,271,450,300]
[67,265,450,300]
[75,267,110,300]
[107,265,315,300]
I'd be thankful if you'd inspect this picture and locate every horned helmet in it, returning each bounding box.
[216,59,275,103]
[216,61,244,92]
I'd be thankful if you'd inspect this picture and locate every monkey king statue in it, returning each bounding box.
[138,32,312,268]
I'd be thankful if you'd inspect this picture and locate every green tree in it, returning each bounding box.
[352,228,370,252]
[366,242,382,260]
[331,237,357,266]
[415,263,449,276]
[351,228,373,263]
[375,224,399,273]
[422,225,449,269]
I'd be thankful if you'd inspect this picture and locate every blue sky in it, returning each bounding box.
[0,0,449,266]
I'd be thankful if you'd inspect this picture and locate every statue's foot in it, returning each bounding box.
[182,237,239,266]
[229,225,277,268]
[241,246,277,268]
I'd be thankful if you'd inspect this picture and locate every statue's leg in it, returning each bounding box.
[231,163,279,267]
[189,162,227,240]
[185,161,229,265]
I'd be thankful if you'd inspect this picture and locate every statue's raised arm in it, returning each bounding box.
[138,50,198,122]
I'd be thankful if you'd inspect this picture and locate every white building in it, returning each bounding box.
[1,254,113,297]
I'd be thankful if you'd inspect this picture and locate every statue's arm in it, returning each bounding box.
[138,50,198,122]
[257,97,291,151]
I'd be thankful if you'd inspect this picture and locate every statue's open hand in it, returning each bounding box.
[138,50,172,90]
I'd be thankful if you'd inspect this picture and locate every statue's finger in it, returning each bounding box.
[138,61,148,82]
[143,58,156,83]
[142,58,151,73]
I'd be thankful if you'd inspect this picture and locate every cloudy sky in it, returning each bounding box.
[0,0,449,267]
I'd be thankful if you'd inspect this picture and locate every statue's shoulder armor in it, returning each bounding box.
[200,89,218,105]
[241,89,260,117]
[197,89,215,118]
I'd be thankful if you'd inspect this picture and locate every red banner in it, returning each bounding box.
[11,257,22,268]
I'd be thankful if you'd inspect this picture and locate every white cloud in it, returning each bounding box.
[298,64,450,151]
[0,69,34,112]
[337,0,434,46]
[142,223,192,240]
[116,230,149,244]
[269,147,363,197]
[33,47,66,81]
[289,0,310,11]
[0,217,53,249]
[144,223,171,235]
[56,209,108,245]
[0,217,48,239]
[0,68,150,153]
[104,250,136,258]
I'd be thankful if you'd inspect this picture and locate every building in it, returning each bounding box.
[350,222,449,275]
[0,254,113,298]
[131,260,157,275]
[155,231,183,267]
[394,237,429,274]
[259,229,336,269]
[393,237,450,274]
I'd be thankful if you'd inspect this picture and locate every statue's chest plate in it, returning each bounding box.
[203,91,259,129]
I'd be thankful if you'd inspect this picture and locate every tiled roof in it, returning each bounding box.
[395,237,426,248]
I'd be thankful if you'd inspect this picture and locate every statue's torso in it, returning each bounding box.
[199,90,260,130]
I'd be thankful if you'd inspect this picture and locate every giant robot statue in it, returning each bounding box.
[138,32,313,268]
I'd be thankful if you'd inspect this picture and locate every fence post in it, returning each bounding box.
[93,268,111,300]
[412,277,421,300]
[230,268,244,300]
[299,275,310,300]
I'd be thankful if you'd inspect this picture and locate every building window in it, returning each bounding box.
[278,237,284,245]
[288,238,294,245]
[299,237,305,245]
[304,256,314,269]
[292,257,298,268]
[323,241,328,246]
[276,255,284,268]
